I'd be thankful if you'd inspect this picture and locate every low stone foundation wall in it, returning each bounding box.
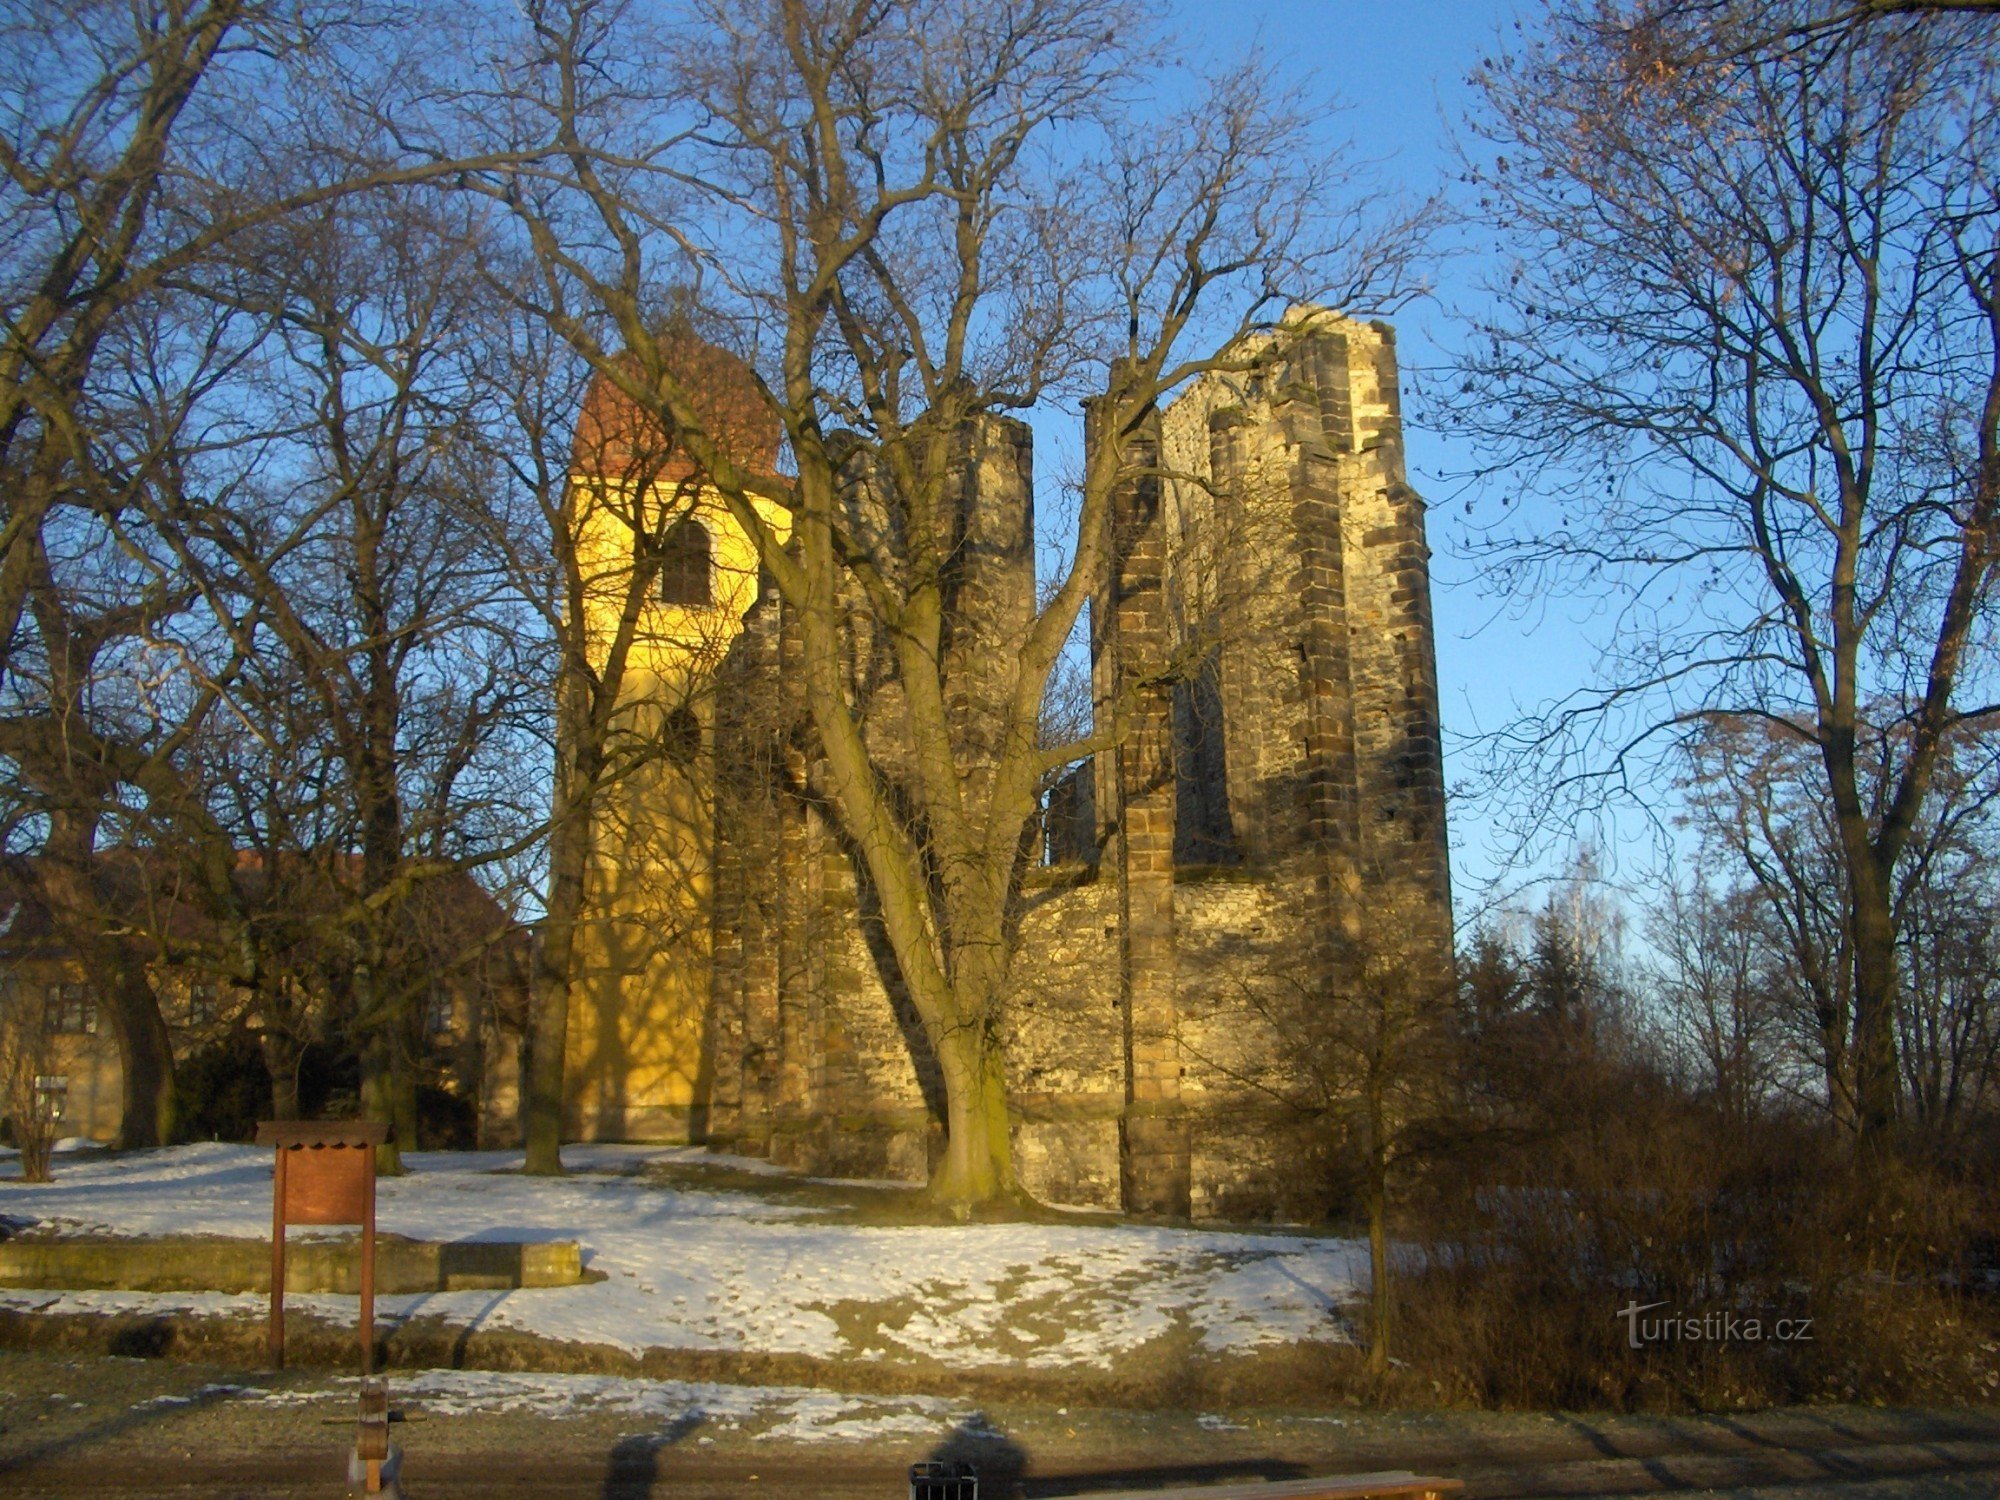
[0,1234,592,1294]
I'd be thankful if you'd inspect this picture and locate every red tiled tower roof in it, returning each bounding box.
[572,331,782,483]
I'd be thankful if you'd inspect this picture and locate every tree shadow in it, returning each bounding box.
[1020,1458,1310,1497]
[915,1410,1325,1499]
[0,1378,250,1481]
[599,1411,706,1499]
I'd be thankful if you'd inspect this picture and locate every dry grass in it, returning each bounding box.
[1381,1080,2000,1412]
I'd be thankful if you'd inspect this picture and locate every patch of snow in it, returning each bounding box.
[185,1368,976,1444]
[753,1393,946,1443]
[0,1288,266,1320]
[0,1143,1368,1372]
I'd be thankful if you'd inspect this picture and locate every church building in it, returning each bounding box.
[488,313,1453,1221]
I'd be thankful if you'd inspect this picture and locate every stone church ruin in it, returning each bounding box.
[492,311,1452,1221]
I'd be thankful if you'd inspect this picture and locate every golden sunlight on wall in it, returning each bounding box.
[563,342,790,1142]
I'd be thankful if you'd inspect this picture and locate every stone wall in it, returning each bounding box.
[1004,876,1124,1207]
[997,866,1338,1219]
[574,312,1453,1222]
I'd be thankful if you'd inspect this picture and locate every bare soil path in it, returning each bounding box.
[3,1350,1998,1498]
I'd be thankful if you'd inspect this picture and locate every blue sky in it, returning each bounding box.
[1158,0,1614,910]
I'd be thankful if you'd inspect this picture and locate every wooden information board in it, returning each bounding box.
[254,1121,389,1372]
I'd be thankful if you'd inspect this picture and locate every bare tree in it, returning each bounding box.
[1445,1,2000,1142]
[116,186,547,1169]
[1678,717,2000,1134]
[1678,723,1868,1123]
[1614,0,2000,66]
[0,0,533,1155]
[1198,929,1458,1374]
[0,283,262,1146]
[1645,874,1785,1123]
[0,0,490,669]
[1898,847,2000,1133]
[0,973,59,1181]
[443,0,1432,1205]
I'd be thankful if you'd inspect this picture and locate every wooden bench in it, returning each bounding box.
[1040,1474,1464,1500]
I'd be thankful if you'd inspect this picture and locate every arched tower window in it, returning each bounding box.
[658,517,711,607]
[663,705,701,763]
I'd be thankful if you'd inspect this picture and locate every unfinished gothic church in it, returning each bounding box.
[495,312,1453,1221]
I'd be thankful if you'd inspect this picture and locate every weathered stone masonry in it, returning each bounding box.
[549,313,1451,1221]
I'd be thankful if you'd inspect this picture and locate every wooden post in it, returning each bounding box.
[360,1148,376,1376]
[358,1378,389,1494]
[268,1144,288,1370]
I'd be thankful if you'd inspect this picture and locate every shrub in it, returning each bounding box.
[416,1082,476,1150]
[1391,1080,1999,1410]
[176,1030,271,1143]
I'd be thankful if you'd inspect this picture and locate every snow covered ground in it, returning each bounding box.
[0,1142,1367,1371]
[136,1368,1002,1445]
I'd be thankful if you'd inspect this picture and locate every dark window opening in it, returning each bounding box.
[1042,761,1098,866]
[664,705,702,763]
[658,517,712,607]
[1174,649,1236,865]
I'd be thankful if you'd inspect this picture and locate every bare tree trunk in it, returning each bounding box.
[524,816,584,1184]
[104,958,177,1148]
[522,950,573,1173]
[1366,1168,1392,1377]
[524,709,599,1175]
[355,962,401,1174]
[260,1027,302,1121]
[2,984,59,1183]
[1364,1080,1393,1376]
[392,1020,420,1154]
[1849,862,1902,1142]
[17,1137,52,1184]
[1831,723,1904,1142]
[353,483,409,1171]
[930,1020,1013,1207]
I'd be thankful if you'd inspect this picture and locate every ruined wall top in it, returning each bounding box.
[1158,308,1400,468]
